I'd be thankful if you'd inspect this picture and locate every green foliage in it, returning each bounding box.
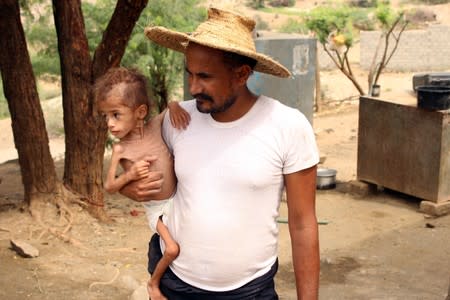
[25,0,116,73]
[82,0,116,56]
[121,0,206,112]
[254,15,271,30]
[23,0,205,114]
[24,1,60,77]
[349,0,378,7]
[248,0,265,9]
[268,0,296,7]
[0,81,10,119]
[278,18,309,34]
[375,4,398,27]
[302,4,383,44]
[303,5,357,45]
[351,9,376,30]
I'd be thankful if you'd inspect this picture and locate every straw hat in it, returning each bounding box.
[144,7,291,78]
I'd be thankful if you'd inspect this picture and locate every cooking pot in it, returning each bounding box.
[316,168,337,190]
[416,86,450,111]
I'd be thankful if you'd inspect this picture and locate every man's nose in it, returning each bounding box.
[189,76,201,96]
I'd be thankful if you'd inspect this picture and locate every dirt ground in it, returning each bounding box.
[1,71,450,299]
[1,1,450,299]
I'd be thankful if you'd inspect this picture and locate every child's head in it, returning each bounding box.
[94,67,151,139]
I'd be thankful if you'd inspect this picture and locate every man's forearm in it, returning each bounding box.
[119,171,164,202]
[291,225,320,300]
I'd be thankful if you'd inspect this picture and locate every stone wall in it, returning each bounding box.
[317,25,450,72]
[359,25,450,72]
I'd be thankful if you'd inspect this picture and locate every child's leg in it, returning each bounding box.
[148,217,179,300]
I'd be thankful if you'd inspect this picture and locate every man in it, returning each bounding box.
[122,7,320,300]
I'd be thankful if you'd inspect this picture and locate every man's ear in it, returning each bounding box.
[136,104,148,119]
[234,65,253,86]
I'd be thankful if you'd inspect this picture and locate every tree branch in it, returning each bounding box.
[343,46,353,77]
[368,32,385,89]
[323,44,365,95]
[92,0,148,80]
[383,21,408,69]
[373,15,405,85]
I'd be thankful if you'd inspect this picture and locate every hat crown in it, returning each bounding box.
[144,7,291,77]
[192,7,256,52]
[207,7,255,32]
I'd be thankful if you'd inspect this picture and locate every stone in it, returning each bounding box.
[419,201,450,217]
[10,239,39,258]
[337,180,378,197]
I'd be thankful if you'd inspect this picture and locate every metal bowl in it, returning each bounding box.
[316,168,337,190]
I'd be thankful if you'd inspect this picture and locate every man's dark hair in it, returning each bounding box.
[222,51,257,71]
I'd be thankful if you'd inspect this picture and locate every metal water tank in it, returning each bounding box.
[249,33,316,124]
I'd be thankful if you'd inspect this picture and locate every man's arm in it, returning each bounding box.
[104,145,150,194]
[119,155,165,202]
[284,165,319,300]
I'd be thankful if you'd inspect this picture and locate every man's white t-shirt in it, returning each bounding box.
[162,95,319,291]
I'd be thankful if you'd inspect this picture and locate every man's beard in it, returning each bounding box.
[194,93,237,114]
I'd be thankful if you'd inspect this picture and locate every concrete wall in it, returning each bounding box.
[359,25,450,72]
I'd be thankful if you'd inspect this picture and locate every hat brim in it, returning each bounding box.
[145,26,291,78]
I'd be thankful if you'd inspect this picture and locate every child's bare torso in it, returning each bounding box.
[118,113,175,200]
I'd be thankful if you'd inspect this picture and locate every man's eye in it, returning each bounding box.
[113,113,120,118]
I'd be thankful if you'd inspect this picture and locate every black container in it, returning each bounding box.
[417,86,450,111]
[413,72,450,91]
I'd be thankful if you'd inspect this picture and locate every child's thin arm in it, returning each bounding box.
[167,101,190,130]
[104,146,127,194]
[104,145,149,194]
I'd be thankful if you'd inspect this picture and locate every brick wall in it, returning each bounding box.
[359,25,450,72]
[317,25,450,72]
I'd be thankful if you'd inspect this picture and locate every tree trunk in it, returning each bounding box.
[52,0,147,220]
[92,0,149,80]
[0,0,58,206]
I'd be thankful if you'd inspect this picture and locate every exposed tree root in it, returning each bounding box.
[62,183,113,224]
[36,222,87,249]
[29,182,89,249]
[85,205,114,224]
[88,267,120,290]
[32,267,44,294]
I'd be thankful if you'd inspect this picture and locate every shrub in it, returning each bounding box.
[254,14,271,30]
[248,0,265,9]
[349,0,378,7]
[269,0,296,7]
[278,18,309,34]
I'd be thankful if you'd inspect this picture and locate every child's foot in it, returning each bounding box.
[147,279,167,300]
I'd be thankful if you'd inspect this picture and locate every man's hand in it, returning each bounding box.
[126,160,150,181]
[120,156,164,202]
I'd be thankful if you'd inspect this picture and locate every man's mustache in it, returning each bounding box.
[193,93,213,102]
